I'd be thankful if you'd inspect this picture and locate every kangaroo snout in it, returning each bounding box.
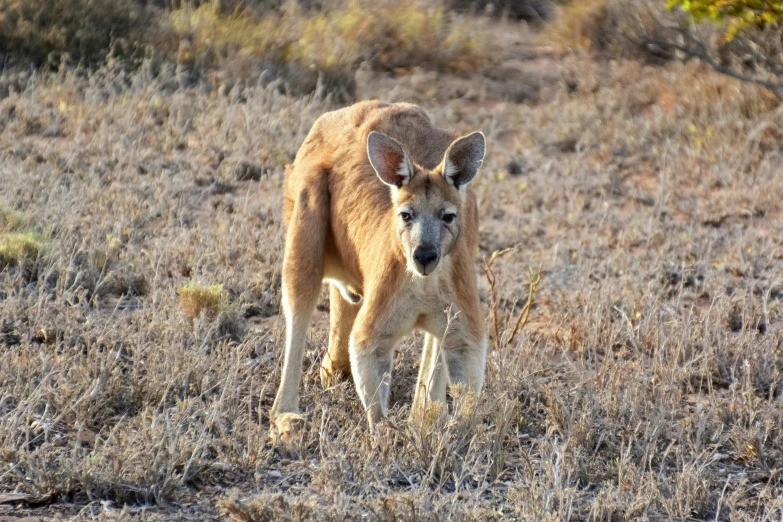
[413,246,439,275]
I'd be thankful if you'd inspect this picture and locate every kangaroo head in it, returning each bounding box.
[367,130,485,276]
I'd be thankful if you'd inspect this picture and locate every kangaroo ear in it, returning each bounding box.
[367,131,414,187]
[442,132,485,188]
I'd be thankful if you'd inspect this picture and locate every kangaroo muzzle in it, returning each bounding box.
[412,245,440,276]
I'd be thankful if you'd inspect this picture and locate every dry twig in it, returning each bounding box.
[482,248,543,347]
[508,263,543,345]
[482,247,514,346]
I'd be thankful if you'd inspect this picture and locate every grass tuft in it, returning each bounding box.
[0,231,45,268]
[544,0,610,51]
[177,280,224,320]
[0,207,29,231]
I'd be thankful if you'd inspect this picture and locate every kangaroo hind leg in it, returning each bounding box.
[270,165,329,441]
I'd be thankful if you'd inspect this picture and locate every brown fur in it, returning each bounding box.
[270,101,488,437]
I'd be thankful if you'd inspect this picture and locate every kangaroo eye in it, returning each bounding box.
[442,213,456,224]
[400,212,412,222]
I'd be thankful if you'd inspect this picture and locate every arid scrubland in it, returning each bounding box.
[1,1,783,520]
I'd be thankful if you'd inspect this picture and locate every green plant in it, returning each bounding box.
[0,231,45,268]
[667,0,783,40]
[0,209,45,268]
[177,281,224,320]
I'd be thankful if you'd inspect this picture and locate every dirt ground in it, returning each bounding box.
[1,19,783,522]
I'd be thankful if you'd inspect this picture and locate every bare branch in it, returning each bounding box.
[640,34,783,98]
[482,247,514,346]
[615,3,783,99]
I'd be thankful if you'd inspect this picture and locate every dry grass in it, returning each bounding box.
[545,0,783,101]
[0,0,493,101]
[543,0,694,60]
[170,0,490,76]
[543,0,610,50]
[0,208,29,231]
[0,0,495,109]
[1,10,783,521]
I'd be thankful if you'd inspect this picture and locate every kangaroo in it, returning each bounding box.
[270,101,487,439]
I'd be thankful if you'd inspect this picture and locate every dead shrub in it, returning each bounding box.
[448,0,553,21]
[546,0,783,97]
[545,0,686,61]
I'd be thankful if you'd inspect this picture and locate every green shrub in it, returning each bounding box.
[667,0,783,40]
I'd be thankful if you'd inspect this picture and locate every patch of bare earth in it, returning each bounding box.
[1,24,783,522]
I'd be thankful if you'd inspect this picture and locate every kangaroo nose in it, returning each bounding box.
[413,247,438,268]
